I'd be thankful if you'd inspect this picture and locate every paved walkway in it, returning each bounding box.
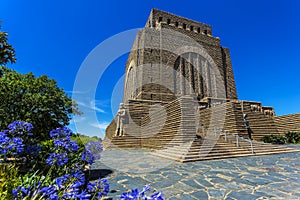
[92,145,300,199]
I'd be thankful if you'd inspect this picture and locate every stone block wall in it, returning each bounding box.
[239,102,278,140]
[123,9,237,103]
[274,113,300,134]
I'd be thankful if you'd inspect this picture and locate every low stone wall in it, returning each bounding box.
[240,102,278,140]
[105,116,117,140]
[274,113,300,134]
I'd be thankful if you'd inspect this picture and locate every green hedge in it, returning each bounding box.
[263,132,300,144]
[262,134,287,144]
[285,132,300,144]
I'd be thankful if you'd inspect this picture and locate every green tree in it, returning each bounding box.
[0,68,81,140]
[0,21,16,66]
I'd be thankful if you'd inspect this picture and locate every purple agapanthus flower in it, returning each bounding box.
[85,141,103,160]
[150,191,164,200]
[11,137,24,153]
[0,130,25,157]
[0,131,10,155]
[76,190,91,200]
[53,136,78,151]
[73,170,86,184]
[50,127,73,138]
[81,150,95,165]
[46,152,68,166]
[55,174,69,189]
[120,185,164,200]
[86,178,110,198]
[7,121,34,136]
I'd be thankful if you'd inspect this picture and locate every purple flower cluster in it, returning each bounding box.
[87,178,110,198]
[120,185,164,200]
[7,121,34,136]
[0,121,36,159]
[81,141,102,165]
[46,152,69,166]
[46,127,79,167]
[53,137,79,152]
[13,184,58,200]
[1,121,111,199]
[0,130,24,157]
[50,127,73,138]
[85,141,103,159]
[46,127,104,170]
[13,170,109,200]
[1,121,166,200]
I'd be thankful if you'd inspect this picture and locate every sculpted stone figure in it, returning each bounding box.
[115,103,126,137]
[243,114,253,140]
[250,104,260,112]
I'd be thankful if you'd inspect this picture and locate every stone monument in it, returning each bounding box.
[104,9,300,161]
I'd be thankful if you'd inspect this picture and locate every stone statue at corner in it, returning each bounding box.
[243,114,253,140]
[115,103,126,137]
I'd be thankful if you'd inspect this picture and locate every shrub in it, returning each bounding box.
[0,164,20,200]
[0,121,108,199]
[0,67,81,142]
[1,121,165,199]
[262,134,287,144]
[285,132,300,144]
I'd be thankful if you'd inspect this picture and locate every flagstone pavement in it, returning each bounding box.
[91,145,300,200]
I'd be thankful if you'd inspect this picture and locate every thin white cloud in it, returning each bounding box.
[93,99,110,108]
[66,90,90,94]
[77,100,105,113]
[71,116,87,123]
[90,122,109,130]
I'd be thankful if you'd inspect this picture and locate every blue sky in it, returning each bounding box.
[1,0,300,138]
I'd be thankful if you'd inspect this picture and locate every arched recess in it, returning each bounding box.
[124,60,136,101]
[174,52,212,100]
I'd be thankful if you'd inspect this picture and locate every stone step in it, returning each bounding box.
[181,150,299,162]
[153,147,299,162]
[158,148,250,156]
[151,132,300,162]
[159,145,293,155]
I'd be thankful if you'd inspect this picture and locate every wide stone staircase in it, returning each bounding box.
[198,101,281,141]
[103,96,196,150]
[151,129,300,162]
[104,98,300,162]
[103,135,141,150]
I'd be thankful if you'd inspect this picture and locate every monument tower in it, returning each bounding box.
[123,9,237,103]
[104,9,300,161]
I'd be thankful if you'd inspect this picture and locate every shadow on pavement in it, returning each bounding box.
[89,169,113,181]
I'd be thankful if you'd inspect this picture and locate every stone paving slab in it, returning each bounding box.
[92,145,300,199]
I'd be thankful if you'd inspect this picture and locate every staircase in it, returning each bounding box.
[198,102,247,136]
[104,99,300,162]
[102,135,141,150]
[241,102,279,140]
[151,130,300,162]
[198,101,281,141]
[103,96,196,150]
